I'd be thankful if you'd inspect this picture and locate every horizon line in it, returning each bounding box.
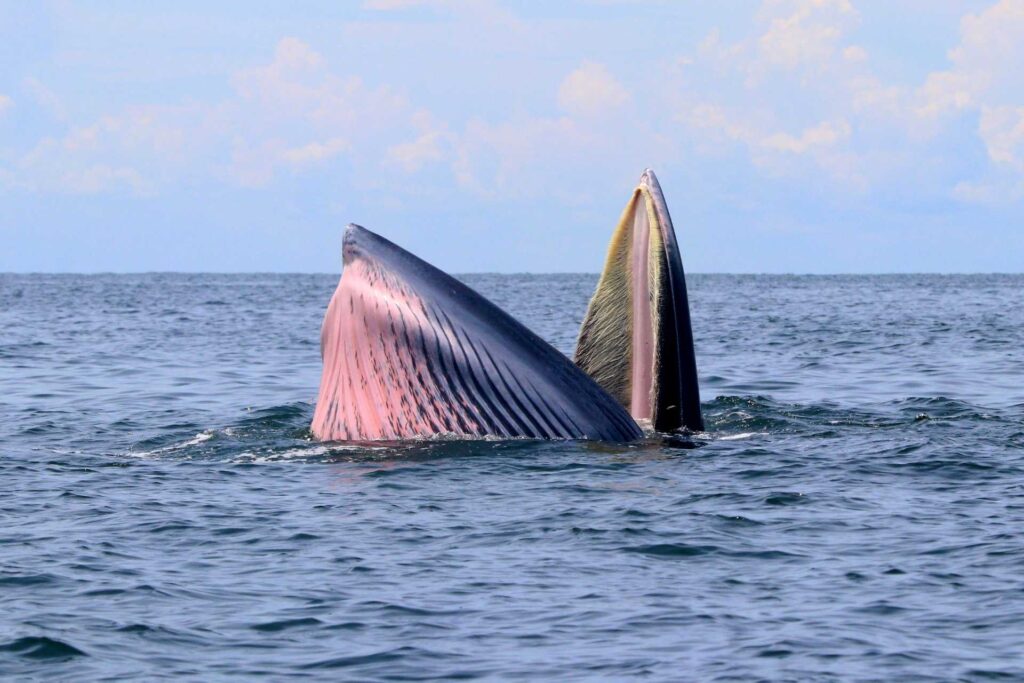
[3,271,1024,277]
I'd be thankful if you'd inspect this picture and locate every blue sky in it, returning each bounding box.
[1,0,1022,273]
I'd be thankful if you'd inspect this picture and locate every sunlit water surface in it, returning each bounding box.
[2,273,1023,681]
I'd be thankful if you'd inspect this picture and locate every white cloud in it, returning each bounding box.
[454,116,570,197]
[447,99,675,203]
[7,2,1024,208]
[437,2,871,201]
[220,38,418,186]
[910,0,1024,199]
[13,38,424,194]
[360,0,523,29]
[667,0,1024,198]
[842,45,867,63]
[760,118,851,154]
[678,102,859,183]
[16,104,204,194]
[387,132,446,173]
[23,78,65,120]
[362,0,430,9]
[952,176,1024,205]
[755,0,857,74]
[979,105,1024,172]
[916,0,1024,121]
[61,165,150,195]
[383,108,453,173]
[557,61,630,116]
[670,0,870,185]
[281,137,350,166]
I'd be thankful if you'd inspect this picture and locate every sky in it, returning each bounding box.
[1,0,1023,273]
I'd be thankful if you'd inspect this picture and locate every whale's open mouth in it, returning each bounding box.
[311,169,701,442]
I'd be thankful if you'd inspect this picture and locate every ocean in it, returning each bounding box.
[2,272,1023,680]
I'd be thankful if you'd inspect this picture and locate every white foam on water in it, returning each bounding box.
[126,430,215,458]
[233,443,387,463]
[718,432,766,441]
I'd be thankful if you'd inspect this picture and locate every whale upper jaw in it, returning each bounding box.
[574,169,703,433]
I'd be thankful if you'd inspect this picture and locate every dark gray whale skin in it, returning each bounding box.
[644,169,704,432]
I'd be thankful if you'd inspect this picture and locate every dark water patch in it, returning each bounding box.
[81,588,129,597]
[250,617,324,633]
[966,669,1024,680]
[115,623,176,636]
[623,543,720,558]
[0,574,59,587]
[325,621,367,631]
[299,646,432,670]
[357,601,469,618]
[764,492,809,506]
[235,402,311,429]
[0,636,86,660]
[711,514,764,527]
[855,601,910,616]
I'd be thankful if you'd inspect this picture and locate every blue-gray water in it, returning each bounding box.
[2,273,1023,681]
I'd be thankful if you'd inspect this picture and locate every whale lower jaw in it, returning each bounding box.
[310,224,643,442]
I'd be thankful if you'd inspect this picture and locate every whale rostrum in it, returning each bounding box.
[575,169,703,432]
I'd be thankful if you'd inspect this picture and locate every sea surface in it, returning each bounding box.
[2,272,1023,681]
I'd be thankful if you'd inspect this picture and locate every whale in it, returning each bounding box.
[311,169,701,442]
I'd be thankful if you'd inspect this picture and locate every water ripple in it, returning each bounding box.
[1,273,1024,680]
